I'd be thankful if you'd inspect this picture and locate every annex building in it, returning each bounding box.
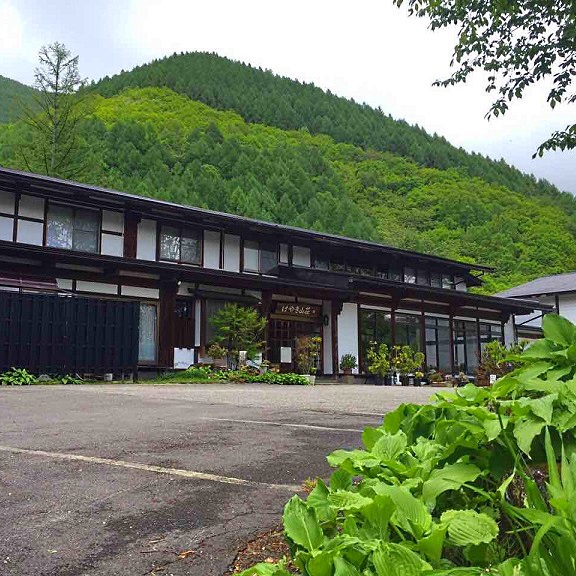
[0,167,549,377]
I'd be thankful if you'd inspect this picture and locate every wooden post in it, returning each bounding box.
[158,281,178,369]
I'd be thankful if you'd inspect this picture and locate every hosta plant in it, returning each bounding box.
[241,314,576,576]
[0,367,37,385]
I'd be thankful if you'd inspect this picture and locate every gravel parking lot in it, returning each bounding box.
[0,384,442,575]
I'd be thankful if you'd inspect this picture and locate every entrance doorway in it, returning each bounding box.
[268,318,322,373]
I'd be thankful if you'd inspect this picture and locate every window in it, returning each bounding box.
[395,313,422,350]
[480,322,503,352]
[314,255,330,270]
[46,204,100,253]
[159,225,201,264]
[260,242,278,274]
[404,268,416,284]
[430,272,442,288]
[330,261,346,273]
[243,240,260,272]
[389,267,402,282]
[453,320,479,373]
[416,269,430,286]
[442,274,454,290]
[425,317,451,372]
[138,303,157,363]
[360,309,392,371]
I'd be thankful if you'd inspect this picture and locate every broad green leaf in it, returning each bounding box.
[521,394,557,424]
[514,361,552,381]
[330,468,353,491]
[328,490,373,511]
[372,542,432,576]
[307,479,336,523]
[327,449,381,469]
[371,431,407,461]
[522,339,557,359]
[361,494,395,539]
[307,551,334,576]
[374,484,432,538]
[283,496,323,551]
[422,463,482,508]
[543,313,576,346]
[333,556,361,576]
[523,378,563,394]
[440,510,499,546]
[514,414,546,455]
[238,561,292,576]
[363,427,384,450]
[418,523,447,564]
[483,414,508,441]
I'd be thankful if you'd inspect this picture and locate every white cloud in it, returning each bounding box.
[0,0,23,58]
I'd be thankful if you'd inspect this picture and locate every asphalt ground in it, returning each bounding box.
[0,384,444,576]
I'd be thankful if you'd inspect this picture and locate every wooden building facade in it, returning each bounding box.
[0,167,549,376]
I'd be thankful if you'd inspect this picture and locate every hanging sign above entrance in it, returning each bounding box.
[274,302,321,319]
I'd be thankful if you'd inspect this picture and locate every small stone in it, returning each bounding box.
[38,374,51,382]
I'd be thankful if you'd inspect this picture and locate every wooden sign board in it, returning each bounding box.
[274,302,321,319]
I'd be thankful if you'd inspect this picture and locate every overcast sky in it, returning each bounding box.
[1,0,575,193]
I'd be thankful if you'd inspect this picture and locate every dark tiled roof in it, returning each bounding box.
[496,272,576,298]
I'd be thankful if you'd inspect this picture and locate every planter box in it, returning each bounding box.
[305,375,316,385]
[341,374,354,385]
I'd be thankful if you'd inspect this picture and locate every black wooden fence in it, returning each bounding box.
[0,292,139,375]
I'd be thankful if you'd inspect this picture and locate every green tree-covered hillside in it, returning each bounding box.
[92,52,575,214]
[0,76,38,124]
[0,86,573,293]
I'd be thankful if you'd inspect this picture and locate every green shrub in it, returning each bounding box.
[0,367,37,386]
[241,314,576,576]
[57,374,83,385]
[157,366,225,382]
[227,369,309,385]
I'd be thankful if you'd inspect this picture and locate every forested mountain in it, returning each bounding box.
[92,52,575,214]
[0,76,38,123]
[1,86,574,294]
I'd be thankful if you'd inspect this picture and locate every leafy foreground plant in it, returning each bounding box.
[241,314,576,576]
[0,367,38,385]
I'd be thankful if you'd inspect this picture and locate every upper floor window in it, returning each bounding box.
[159,225,202,264]
[243,240,278,274]
[46,204,100,253]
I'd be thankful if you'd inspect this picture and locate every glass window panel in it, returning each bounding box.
[360,309,392,372]
[404,268,416,284]
[389,267,402,282]
[260,243,278,274]
[73,230,98,253]
[442,274,454,289]
[395,313,421,350]
[243,240,259,272]
[74,208,99,232]
[425,316,451,372]
[430,272,442,288]
[453,320,479,373]
[314,256,329,270]
[181,231,201,264]
[330,261,345,273]
[47,205,73,249]
[160,226,180,261]
[138,304,157,362]
[417,269,430,285]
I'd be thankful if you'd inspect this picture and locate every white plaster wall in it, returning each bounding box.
[136,219,157,260]
[102,210,124,233]
[322,300,333,374]
[195,299,202,345]
[0,216,13,241]
[174,348,195,369]
[121,286,159,299]
[18,195,45,219]
[178,282,195,296]
[558,294,576,324]
[223,234,240,272]
[504,317,516,347]
[101,233,123,256]
[17,220,43,245]
[76,281,118,295]
[0,190,15,214]
[292,246,311,267]
[203,230,221,269]
[337,302,359,374]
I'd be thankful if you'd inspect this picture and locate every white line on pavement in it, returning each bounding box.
[200,417,364,433]
[0,445,300,491]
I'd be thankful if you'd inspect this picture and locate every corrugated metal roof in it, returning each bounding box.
[495,272,576,298]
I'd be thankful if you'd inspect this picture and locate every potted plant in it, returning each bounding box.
[391,346,425,386]
[339,354,357,384]
[428,370,445,387]
[366,342,391,386]
[295,335,322,385]
[259,359,271,374]
[206,343,228,368]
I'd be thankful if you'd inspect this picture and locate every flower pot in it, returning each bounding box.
[342,374,354,385]
[343,368,352,375]
[306,375,316,386]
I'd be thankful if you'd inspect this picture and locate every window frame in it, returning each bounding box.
[45,202,102,254]
[241,239,279,274]
[158,223,203,265]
